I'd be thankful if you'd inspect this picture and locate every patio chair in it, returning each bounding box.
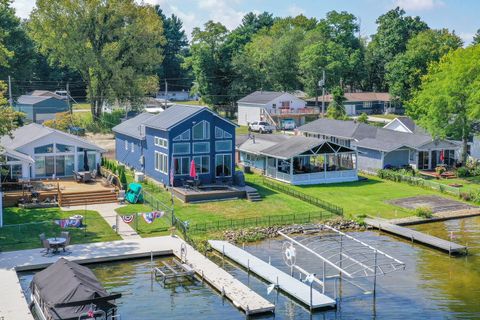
[102,174,113,187]
[91,169,97,180]
[39,233,46,247]
[59,234,71,253]
[60,231,69,239]
[42,239,52,256]
[72,171,82,183]
[117,190,126,203]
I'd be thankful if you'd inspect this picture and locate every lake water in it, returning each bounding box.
[18,217,480,320]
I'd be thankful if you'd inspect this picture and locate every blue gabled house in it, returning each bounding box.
[113,105,237,186]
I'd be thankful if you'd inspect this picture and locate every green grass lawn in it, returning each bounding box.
[266,174,462,219]
[369,114,398,120]
[421,176,480,193]
[0,207,121,251]
[115,203,171,237]
[176,100,203,106]
[236,125,250,135]
[72,103,91,110]
[120,172,321,237]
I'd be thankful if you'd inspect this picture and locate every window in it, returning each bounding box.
[215,126,232,139]
[131,142,134,153]
[173,143,190,155]
[154,137,168,148]
[215,154,232,177]
[34,144,54,154]
[173,129,190,141]
[173,157,190,175]
[193,121,210,140]
[193,155,210,174]
[193,142,210,154]
[155,152,168,174]
[125,140,128,150]
[56,144,74,153]
[215,140,232,152]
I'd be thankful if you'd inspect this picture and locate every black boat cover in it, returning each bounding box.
[30,258,116,320]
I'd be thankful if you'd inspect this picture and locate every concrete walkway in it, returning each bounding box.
[0,235,274,319]
[62,203,141,239]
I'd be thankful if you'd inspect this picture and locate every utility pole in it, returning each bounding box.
[8,75,13,107]
[67,82,72,115]
[321,70,326,118]
[164,79,168,109]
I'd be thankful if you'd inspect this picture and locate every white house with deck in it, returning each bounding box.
[237,91,317,127]
[0,123,104,181]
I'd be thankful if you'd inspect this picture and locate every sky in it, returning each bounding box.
[11,0,480,44]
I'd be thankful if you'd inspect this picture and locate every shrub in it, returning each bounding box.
[357,113,368,123]
[415,207,433,218]
[460,192,472,202]
[457,167,470,178]
[119,170,128,189]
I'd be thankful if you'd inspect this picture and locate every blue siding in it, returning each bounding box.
[115,133,144,171]
[356,147,383,171]
[15,99,69,122]
[141,109,236,186]
[384,149,410,168]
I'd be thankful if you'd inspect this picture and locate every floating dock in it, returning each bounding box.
[209,240,336,309]
[365,218,467,254]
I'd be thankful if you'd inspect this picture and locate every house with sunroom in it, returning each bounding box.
[113,105,237,187]
[0,123,105,181]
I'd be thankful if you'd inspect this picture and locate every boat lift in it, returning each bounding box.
[151,244,196,286]
[279,225,406,297]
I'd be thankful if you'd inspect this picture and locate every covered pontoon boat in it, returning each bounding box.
[30,258,121,320]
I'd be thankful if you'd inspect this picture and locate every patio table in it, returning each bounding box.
[47,237,66,254]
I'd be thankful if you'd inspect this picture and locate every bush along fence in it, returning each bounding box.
[259,178,344,216]
[376,169,461,196]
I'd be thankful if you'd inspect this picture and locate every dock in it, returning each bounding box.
[365,218,467,254]
[0,236,274,320]
[209,240,336,309]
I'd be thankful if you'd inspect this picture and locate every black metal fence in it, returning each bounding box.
[259,178,344,216]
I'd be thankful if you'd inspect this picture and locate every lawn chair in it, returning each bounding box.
[117,190,126,203]
[60,231,69,239]
[42,239,52,256]
[102,174,113,186]
[91,169,97,180]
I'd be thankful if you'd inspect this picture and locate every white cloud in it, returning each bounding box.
[287,4,305,17]
[196,0,245,31]
[394,0,445,11]
[458,32,474,46]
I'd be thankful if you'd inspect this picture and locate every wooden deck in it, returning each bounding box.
[173,185,247,203]
[0,236,274,319]
[365,218,467,254]
[2,179,117,207]
[209,240,336,310]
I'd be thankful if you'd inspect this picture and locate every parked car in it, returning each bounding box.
[280,119,296,130]
[249,121,275,133]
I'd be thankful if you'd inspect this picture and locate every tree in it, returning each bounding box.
[386,29,462,102]
[184,21,235,114]
[326,86,347,119]
[29,0,165,119]
[409,45,480,163]
[0,81,22,137]
[365,7,428,91]
[155,7,189,91]
[473,29,480,46]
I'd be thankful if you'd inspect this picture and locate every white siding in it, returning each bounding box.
[238,105,261,126]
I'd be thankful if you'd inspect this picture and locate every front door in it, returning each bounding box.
[431,151,437,169]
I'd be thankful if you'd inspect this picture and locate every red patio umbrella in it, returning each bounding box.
[189,159,197,179]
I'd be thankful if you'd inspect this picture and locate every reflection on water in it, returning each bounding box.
[18,218,480,319]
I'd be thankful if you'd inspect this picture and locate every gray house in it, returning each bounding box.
[15,95,69,123]
[298,118,460,172]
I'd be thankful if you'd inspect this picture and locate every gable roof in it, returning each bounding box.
[356,128,433,152]
[0,123,105,152]
[31,90,64,100]
[298,118,377,140]
[112,112,155,140]
[383,116,428,134]
[16,95,53,105]
[237,91,288,105]
[238,134,355,159]
[307,92,391,103]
